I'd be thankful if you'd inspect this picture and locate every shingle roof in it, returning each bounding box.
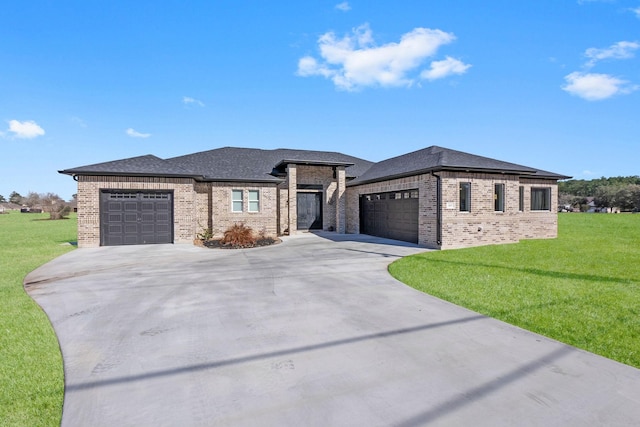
[59,155,198,178]
[348,146,570,185]
[167,147,373,182]
[59,146,570,183]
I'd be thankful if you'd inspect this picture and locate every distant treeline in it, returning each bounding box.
[559,176,640,211]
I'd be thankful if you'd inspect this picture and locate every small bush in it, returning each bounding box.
[197,227,213,241]
[221,223,255,247]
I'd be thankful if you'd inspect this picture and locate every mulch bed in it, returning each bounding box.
[198,237,281,249]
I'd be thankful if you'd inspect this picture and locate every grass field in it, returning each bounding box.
[0,211,77,427]
[390,213,640,369]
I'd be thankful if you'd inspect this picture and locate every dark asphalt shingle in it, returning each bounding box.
[59,155,198,177]
[59,146,569,182]
[348,146,569,185]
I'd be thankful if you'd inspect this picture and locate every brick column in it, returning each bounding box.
[335,166,346,233]
[287,164,297,234]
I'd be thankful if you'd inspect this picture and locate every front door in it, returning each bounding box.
[297,192,322,230]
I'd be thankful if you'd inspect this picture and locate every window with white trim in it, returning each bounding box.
[531,187,551,211]
[232,190,243,212]
[248,190,260,212]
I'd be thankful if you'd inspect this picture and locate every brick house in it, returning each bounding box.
[59,146,569,249]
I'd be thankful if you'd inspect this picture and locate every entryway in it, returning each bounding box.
[297,192,322,230]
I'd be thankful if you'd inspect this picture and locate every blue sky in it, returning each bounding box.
[1,0,639,200]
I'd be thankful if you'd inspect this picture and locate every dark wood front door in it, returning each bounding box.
[297,192,322,230]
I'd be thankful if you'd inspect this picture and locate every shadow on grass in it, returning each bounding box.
[413,258,635,286]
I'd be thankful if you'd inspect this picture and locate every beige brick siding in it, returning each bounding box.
[278,164,346,234]
[347,172,559,249]
[346,174,439,248]
[74,169,559,250]
[210,182,278,238]
[76,175,197,247]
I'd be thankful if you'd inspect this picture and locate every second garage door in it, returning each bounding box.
[100,191,173,246]
[360,190,419,244]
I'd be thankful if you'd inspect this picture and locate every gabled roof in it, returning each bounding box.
[59,155,200,178]
[59,145,569,184]
[348,146,570,185]
[166,147,373,182]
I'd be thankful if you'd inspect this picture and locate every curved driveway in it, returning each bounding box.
[26,232,640,426]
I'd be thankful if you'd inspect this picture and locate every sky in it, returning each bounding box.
[1,0,639,201]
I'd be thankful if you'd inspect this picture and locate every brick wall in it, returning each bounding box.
[76,175,197,247]
[346,174,439,247]
[278,164,345,234]
[438,172,558,249]
[347,172,559,249]
[210,182,278,238]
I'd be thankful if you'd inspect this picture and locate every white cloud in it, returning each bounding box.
[7,120,45,139]
[183,96,205,107]
[126,128,151,138]
[585,41,639,68]
[297,24,468,90]
[421,56,471,80]
[71,116,87,128]
[632,7,640,18]
[335,2,351,12]
[562,72,638,100]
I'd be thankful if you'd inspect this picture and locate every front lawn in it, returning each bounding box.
[389,213,640,368]
[0,211,77,427]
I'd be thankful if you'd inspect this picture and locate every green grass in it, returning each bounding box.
[390,213,640,368]
[0,211,77,427]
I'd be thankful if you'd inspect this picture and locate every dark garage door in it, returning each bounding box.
[360,190,419,244]
[100,191,173,246]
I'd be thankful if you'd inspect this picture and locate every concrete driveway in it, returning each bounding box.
[26,232,640,426]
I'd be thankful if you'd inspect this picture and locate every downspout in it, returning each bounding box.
[431,172,442,247]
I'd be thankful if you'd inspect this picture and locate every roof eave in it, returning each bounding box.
[58,170,205,180]
[274,159,355,169]
[347,166,539,187]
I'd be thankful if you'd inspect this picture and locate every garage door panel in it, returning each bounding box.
[101,191,173,246]
[360,190,418,244]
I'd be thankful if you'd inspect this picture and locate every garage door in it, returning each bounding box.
[360,190,419,244]
[100,191,173,246]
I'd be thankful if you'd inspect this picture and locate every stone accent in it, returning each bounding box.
[278,164,345,234]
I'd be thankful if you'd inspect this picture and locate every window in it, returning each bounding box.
[460,182,471,212]
[531,187,551,211]
[494,184,505,212]
[519,186,524,211]
[248,190,260,212]
[231,190,243,212]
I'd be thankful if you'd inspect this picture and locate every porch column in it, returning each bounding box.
[335,166,346,233]
[287,164,297,234]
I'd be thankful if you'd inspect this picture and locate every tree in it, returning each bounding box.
[0,194,6,203]
[9,191,23,205]
[23,192,42,208]
[40,193,71,220]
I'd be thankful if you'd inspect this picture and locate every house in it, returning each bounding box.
[59,146,570,249]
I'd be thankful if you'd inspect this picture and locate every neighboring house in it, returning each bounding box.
[585,197,620,214]
[0,202,22,213]
[59,146,570,249]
